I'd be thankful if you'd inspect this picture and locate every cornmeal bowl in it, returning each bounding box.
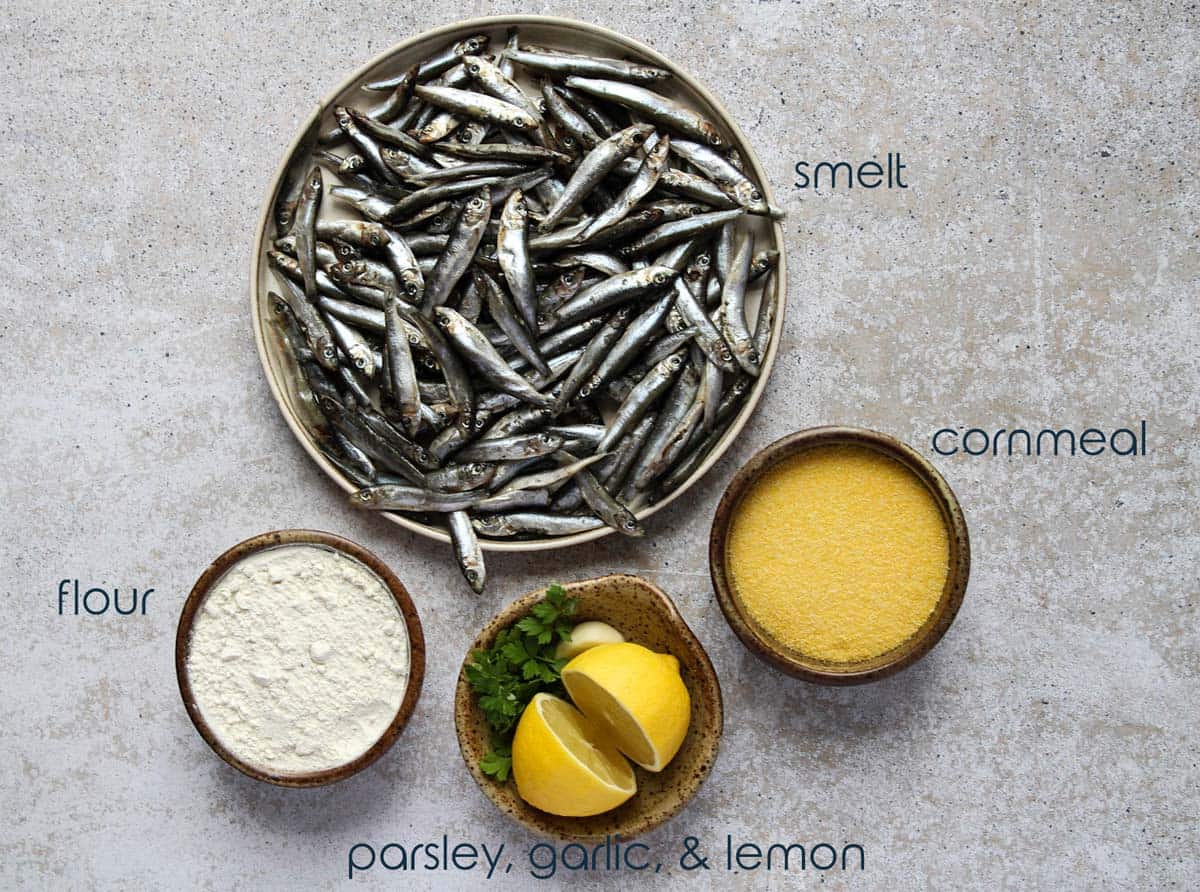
[709,427,970,684]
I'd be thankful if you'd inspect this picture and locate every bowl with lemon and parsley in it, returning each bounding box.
[454,576,723,840]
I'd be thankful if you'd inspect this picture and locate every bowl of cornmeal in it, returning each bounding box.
[709,426,969,684]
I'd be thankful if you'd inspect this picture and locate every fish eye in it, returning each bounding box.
[751,189,762,200]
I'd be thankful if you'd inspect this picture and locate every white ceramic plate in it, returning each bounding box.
[251,15,786,551]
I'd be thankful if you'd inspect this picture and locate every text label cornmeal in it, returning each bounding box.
[727,445,949,664]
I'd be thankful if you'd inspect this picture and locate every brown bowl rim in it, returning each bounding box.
[708,426,970,684]
[453,573,723,840]
[249,13,787,552]
[175,528,426,787]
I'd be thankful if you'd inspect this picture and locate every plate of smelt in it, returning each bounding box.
[252,17,787,592]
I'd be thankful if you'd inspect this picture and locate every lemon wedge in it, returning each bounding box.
[562,642,690,772]
[511,692,636,816]
[555,620,625,660]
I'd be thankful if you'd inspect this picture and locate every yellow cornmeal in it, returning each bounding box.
[727,444,949,664]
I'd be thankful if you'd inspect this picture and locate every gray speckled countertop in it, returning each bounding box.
[2,2,1196,889]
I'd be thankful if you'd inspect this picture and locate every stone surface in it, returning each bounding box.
[1,1,1196,889]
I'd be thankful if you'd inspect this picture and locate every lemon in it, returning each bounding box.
[555,620,625,660]
[511,693,636,816]
[562,642,690,772]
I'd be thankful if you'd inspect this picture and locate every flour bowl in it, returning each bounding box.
[176,529,425,786]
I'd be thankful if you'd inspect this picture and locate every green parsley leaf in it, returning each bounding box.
[465,584,579,777]
[479,744,512,781]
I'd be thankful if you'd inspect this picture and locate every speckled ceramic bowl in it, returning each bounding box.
[709,427,970,684]
[176,529,426,787]
[454,574,722,840]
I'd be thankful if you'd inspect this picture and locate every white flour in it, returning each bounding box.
[187,543,410,774]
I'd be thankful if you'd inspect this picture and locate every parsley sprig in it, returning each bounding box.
[466,584,576,780]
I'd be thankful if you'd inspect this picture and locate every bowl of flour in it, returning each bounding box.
[176,529,425,786]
